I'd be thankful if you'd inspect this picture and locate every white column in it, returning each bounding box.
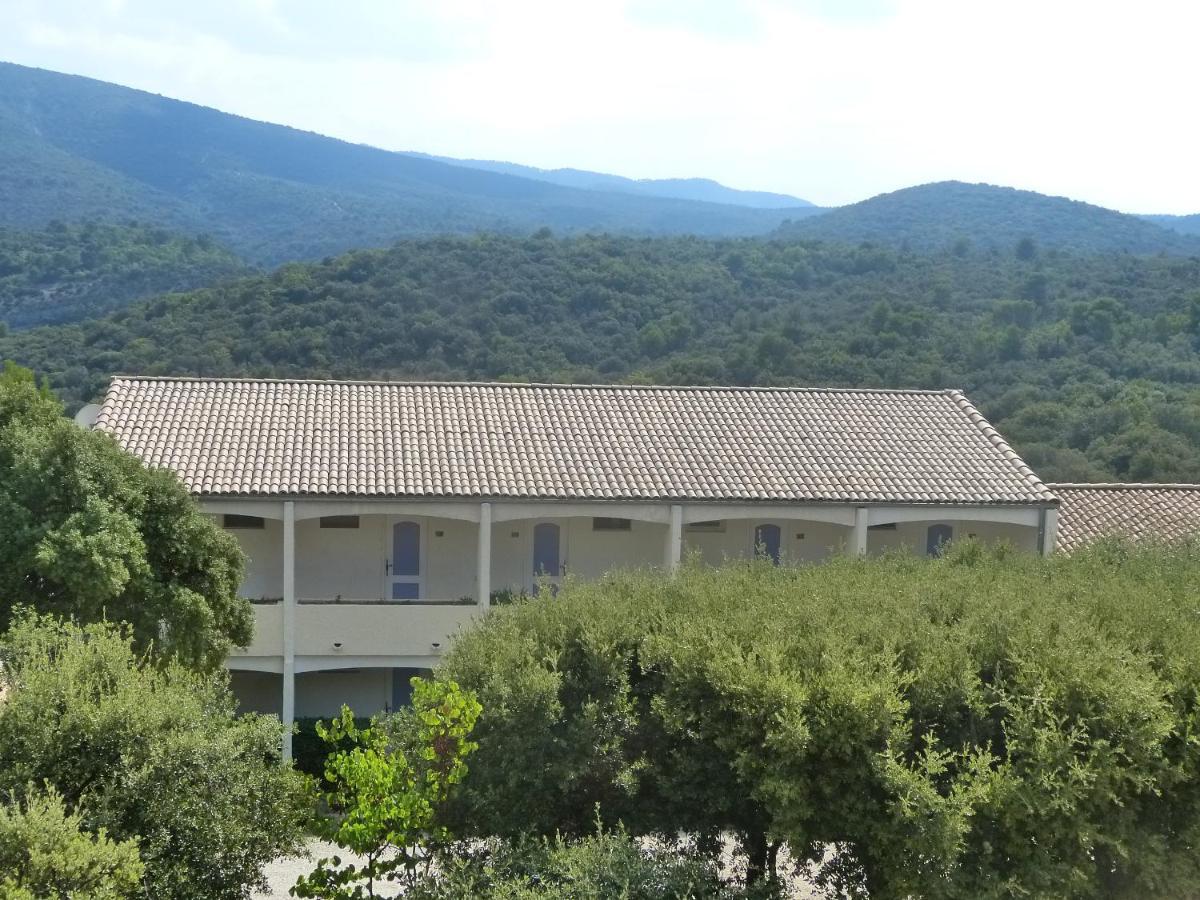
[478,502,492,608]
[281,500,296,762]
[665,504,683,573]
[851,506,868,556]
[1040,507,1059,556]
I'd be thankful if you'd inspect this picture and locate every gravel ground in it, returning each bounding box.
[254,839,403,899]
[256,836,821,898]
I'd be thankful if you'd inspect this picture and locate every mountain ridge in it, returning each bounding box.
[407,154,815,208]
[0,62,814,266]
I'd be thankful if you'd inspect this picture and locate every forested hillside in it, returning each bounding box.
[0,63,807,265]
[778,181,1200,255]
[0,222,245,328]
[1144,213,1200,237]
[5,231,1200,482]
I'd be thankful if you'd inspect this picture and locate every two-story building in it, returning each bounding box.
[93,376,1060,758]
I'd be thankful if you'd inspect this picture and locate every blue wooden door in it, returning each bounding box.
[388,520,422,600]
[754,524,782,565]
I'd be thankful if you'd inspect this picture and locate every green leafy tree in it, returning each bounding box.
[437,547,1200,898]
[0,613,309,900]
[0,787,143,900]
[292,678,482,900]
[0,363,250,670]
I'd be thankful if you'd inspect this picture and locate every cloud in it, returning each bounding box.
[1,0,1197,212]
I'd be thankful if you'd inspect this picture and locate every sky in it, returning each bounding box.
[2,0,1198,213]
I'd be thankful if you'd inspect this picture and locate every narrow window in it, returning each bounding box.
[223,514,264,529]
[392,522,420,576]
[686,520,725,533]
[533,523,561,576]
[592,517,632,531]
[320,515,360,529]
[754,524,782,565]
[926,524,953,557]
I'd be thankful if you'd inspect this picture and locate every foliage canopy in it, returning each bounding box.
[0,362,251,670]
[0,613,309,900]
[5,233,1200,481]
[437,543,1200,898]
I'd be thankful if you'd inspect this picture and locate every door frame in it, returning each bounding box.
[527,519,567,591]
[383,517,427,601]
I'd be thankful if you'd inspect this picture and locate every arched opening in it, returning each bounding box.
[532,522,562,576]
[926,524,953,557]
[754,523,782,565]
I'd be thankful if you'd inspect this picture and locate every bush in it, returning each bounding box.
[292,679,481,899]
[292,716,372,780]
[0,787,143,899]
[409,828,752,900]
[0,613,310,900]
[436,543,1200,898]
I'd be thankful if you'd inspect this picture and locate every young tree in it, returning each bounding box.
[0,362,250,671]
[292,679,482,900]
[0,613,310,900]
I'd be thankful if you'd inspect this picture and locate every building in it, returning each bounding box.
[1051,483,1200,552]
[94,377,1059,758]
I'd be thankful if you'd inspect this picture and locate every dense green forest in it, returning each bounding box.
[5,231,1200,483]
[0,63,808,266]
[0,221,245,328]
[777,181,1200,255]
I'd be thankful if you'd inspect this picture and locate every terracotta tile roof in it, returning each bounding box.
[1051,483,1200,551]
[95,377,1055,504]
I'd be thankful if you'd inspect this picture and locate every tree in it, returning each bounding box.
[292,679,482,900]
[0,787,143,900]
[436,548,1200,898]
[0,363,250,671]
[0,613,310,900]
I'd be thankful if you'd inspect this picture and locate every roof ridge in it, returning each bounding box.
[948,389,1058,503]
[107,375,958,396]
[1050,482,1200,490]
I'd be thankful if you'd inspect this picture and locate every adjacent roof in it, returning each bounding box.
[1051,483,1200,552]
[95,377,1056,505]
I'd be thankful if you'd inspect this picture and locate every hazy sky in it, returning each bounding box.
[2,0,1197,213]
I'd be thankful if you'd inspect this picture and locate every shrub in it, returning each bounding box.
[436,543,1200,898]
[0,787,143,899]
[292,679,481,899]
[0,613,310,900]
[409,827,753,899]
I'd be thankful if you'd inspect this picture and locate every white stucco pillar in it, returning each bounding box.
[665,504,683,573]
[281,500,296,762]
[851,506,868,556]
[1040,507,1059,557]
[478,501,492,608]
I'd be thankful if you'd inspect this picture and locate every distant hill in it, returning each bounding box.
[0,62,815,266]
[776,182,1200,255]
[1141,213,1200,237]
[0,222,246,329]
[410,155,815,208]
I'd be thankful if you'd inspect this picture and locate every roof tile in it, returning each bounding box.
[95,377,1055,504]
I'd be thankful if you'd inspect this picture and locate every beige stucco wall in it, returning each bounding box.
[683,519,850,565]
[229,669,393,718]
[867,519,1038,555]
[225,509,1042,603]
